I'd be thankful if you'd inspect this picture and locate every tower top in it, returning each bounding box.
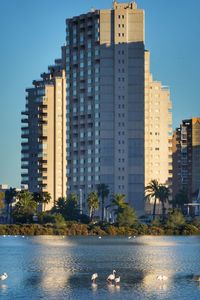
[112,1,137,10]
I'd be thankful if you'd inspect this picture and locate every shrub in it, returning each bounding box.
[135,223,148,235]
[165,209,186,229]
[148,226,164,235]
[181,224,200,235]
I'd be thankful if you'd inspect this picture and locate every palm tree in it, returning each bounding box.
[145,179,160,220]
[97,183,109,221]
[5,187,17,223]
[87,192,99,222]
[34,191,51,211]
[171,189,189,212]
[12,190,37,223]
[111,194,127,214]
[158,185,170,220]
[111,193,127,222]
[41,192,51,211]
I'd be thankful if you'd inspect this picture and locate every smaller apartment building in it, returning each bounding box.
[172,118,200,201]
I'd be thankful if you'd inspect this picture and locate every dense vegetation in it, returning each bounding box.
[0,209,200,236]
[0,181,199,236]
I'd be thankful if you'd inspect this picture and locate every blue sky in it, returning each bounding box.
[0,0,199,187]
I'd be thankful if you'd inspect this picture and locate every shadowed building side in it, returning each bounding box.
[66,1,145,215]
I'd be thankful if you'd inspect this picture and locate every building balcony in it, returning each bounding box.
[38,120,48,125]
[21,164,28,170]
[21,134,29,139]
[38,167,48,172]
[21,126,29,131]
[21,118,29,123]
[21,111,29,116]
[21,156,29,162]
[21,150,29,156]
[38,158,47,164]
[21,180,29,185]
[38,107,48,113]
[38,112,48,118]
[38,135,48,141]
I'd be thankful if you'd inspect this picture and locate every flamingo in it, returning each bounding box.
[192,275,200,282]
[0,273,8,281]
[114,276,120,285]
[91,273,98,283]
[107,270,116,283]
[157,275,168,281]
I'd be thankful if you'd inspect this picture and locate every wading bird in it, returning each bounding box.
[157,275,168,281]
[114,276,120,285]
[91,273,98,283]
[107,270,116,283]
[0,273,8,281]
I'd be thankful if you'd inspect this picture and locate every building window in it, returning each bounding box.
[80,50,84,60]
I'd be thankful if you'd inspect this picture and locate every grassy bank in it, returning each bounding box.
[0,222,200,236]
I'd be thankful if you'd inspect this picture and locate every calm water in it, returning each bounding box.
[0,236,200,299]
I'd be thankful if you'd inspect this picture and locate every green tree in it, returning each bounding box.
[87,192,99,222]
[171,189,189,212]
[0,191,5,210]
[166,208,186,229]
[53,193,79,221]
[112,193,127,215]
[111,194,137,226]
[97,184,109,221]
[158,185,170,220]
[53,213,66,226]
[5,187,18,223]
[117,205,137,227]
[53,197,66,213]
[12,190,37,223]
[34,191,51,211]
[145,180,160,220]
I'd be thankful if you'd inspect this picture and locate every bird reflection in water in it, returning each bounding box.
[107,282,120,293]
[91,282,98,292]
[0,284,8,291]
[158,283,167,291]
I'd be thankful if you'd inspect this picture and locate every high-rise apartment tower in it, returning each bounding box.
[66,1,146,215]
[21,47,67,210]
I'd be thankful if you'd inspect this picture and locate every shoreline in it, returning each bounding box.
[0,223,200,236]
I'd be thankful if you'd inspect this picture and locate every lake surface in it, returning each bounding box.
[0,235,200,299]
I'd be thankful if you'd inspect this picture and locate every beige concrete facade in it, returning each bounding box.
[144,51,172,214]
[21,48,67,210]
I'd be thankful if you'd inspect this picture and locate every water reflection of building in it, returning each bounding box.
[32,237,74,295]
[135,237,175,294]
